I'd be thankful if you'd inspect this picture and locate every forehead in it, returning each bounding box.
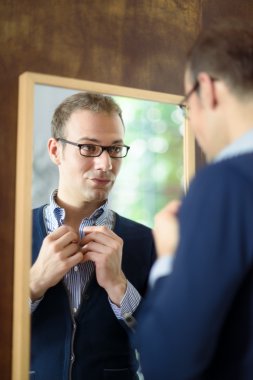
[65,110,125,139]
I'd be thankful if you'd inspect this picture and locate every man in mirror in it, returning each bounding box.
[30,92,155,380]
[136,20,253,380]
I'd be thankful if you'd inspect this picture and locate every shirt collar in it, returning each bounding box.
[48,189,109,227]
[214,128,253,163]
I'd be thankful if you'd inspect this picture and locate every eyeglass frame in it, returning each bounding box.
[57,138,130,158]
[179,81,200,118]
[179,76,218,118]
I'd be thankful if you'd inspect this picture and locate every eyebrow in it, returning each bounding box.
[76,137,124,145]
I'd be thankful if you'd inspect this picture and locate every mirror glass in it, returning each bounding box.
[33,84,185,227]
[13,72,195,379]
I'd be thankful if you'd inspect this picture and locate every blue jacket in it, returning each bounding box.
[31,207,156,380]
[136,152,253,380]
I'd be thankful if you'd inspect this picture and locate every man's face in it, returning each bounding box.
[51,109,125,208]
[184,69,227,161]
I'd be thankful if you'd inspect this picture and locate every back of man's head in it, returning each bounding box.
[186,20,253,98]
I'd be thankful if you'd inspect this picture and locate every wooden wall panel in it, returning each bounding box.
[3,0,253,378]
[202,0,253,26]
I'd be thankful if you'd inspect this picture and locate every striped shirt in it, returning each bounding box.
[31,190,141,321]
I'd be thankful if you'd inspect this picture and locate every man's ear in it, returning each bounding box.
[197,72,218,109]
[48,138,61,165]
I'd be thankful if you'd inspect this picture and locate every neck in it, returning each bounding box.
[222,92,253,141]
[208,95,253,161]
[55,194,105,230]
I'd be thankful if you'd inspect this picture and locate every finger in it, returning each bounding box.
[52,230,79,251]
[81,232,110,246]
[49,225,77,240]
[58,241,81,259]
[65,251,84,267]
[155,200,181,220]
[81,241,111,255]
[163,200,181,216]
[154,201,181,226]
[82,225,117,238]
[82,251,100,263]
[81,228,121,247]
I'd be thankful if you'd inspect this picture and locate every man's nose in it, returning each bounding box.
[93,150,112,171]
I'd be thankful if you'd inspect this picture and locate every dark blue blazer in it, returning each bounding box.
[136,152,253,380]
[31,207,156,380]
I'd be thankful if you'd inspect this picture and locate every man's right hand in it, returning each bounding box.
[153,200,181,258]
[30,225,83,301]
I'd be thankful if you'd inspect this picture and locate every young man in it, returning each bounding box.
[136,21,253,380]
[30,92,155,380]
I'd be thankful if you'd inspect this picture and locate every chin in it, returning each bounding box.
[86,190,108,203]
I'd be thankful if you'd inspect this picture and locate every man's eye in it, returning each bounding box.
[81,144,97,152]
[109,146,122,153]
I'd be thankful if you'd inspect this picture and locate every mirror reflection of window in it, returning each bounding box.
[110,96,184,227]
[33,85,184,228]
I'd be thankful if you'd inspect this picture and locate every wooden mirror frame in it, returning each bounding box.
[12,71,195,379]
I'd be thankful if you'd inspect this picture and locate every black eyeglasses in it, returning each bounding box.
[57,138,130,158]
[179,77,219,118]
[179,81,199,118]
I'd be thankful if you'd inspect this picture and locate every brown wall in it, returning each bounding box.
[0,1,253,378]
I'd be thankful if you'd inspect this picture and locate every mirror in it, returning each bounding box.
[13,72,195,379]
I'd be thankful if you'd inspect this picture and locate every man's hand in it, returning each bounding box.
[153,200,181,258]
[80,226,127,306]
[30,225,83,301]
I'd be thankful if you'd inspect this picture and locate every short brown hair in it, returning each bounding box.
[186,20,253,97]
[51,92,124,139]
